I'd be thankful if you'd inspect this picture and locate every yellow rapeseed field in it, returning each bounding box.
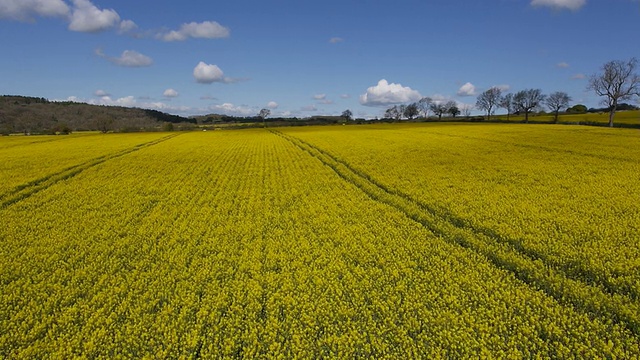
[1,124,639,357]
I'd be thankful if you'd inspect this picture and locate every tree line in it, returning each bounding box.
[371,58,639,127]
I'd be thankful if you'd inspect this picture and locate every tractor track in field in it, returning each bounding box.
[271,129,640,337]
[0,134,181,209]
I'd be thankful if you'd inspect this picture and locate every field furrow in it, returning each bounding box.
[274,129,640,336]
[1,128,639,357]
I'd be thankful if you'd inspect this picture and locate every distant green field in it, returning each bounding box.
[491,110,640,127]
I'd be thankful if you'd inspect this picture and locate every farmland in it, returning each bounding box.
[1,124,639,357]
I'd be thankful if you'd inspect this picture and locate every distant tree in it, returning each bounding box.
[258,108,270,127]
[566,104,588,114]
[499,93,514,121]
[404,103,419,120]
[384,105,402,121]
[476,87,502,121]
[398,105,407,120]
[417,97,433,118]
[95,115,113,133]
[341,109,353,122]
[430,103,447,120]
[460,104,473,118]
[587,57,640,127]
[545,91,572,123]
[445,101,460,117]
[513,89,546,123]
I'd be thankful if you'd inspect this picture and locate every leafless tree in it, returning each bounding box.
[460,104,473,118]
[404,103,419,120]
[417,97,433,118]
[445,101,459,117]
[429,103,447,120]
[499,93,514,121]
[513,89,546,123]
[587,58,640,127]
[476,87,502,121]
[545,91,572,123]
[385,105,402,121]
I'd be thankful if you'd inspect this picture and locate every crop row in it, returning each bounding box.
[1,130,639,357]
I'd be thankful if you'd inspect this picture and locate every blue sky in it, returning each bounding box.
[0,0,638,118]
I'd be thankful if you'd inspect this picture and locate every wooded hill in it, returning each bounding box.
[0,95,193,135]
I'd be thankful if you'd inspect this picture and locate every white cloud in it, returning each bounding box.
[571,73,586,80]
[68,0,121,32]
[89,95,137,107]
[359,79,422,107]
[94,89,111,97]
[163,88,179,98]
[118,19,137,33]
[1,0,137,35]
[329,37,344,43]
[494,84,511,92]
[96,49,153,67]
[210,103,254,116]
[313,94,326,100]
[267,101,279,109]
[557,62,570,68]
[531,0,585,11]
[0,0,70,21]
[161,21,230,41]
[457,82,476,97]
[193,62,226,84]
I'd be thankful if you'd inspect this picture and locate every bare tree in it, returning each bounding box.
[404,103,419,120]
[476,87,502,121]
[545,91,572,123]
[513,89,546,123]
[429,103,447,120]
[384,105,402,121]
[460,104,473,118]
[587,58,640,127]
[258,108,270,127]
[499,93,514,121]
[417,97,433,118]
[445,101,459,118]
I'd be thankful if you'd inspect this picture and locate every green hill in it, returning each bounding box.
[0,95,193,135]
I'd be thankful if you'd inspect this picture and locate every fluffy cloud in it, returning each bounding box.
[531,0,585,11]
[457,82,476,96]
[118,19,137,33]
[329,37,344,43]
[68,0,121,32]
[161,21,229,41]
[210,103,254,116]
[0,0,136,34]
[94,89,110,97]
[313,94,327,100]
[163,88,179,98]
[193,62,225,84]
[557,62,570,68]
[96,49,153,67]
[0,0,70,21]
[359,79,422,107]
[267,101,279,109]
